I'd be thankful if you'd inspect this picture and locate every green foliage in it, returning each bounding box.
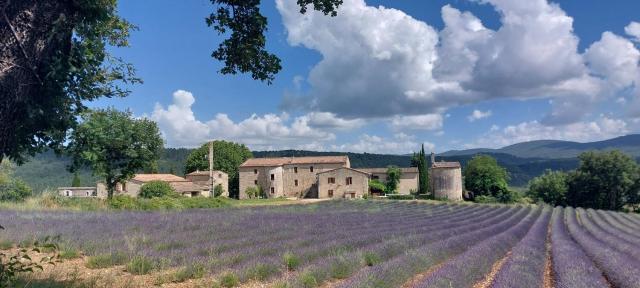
[0,160,32,202]
[139,181,176,199]
[157,263,206,284]
[184,141,252,198]
[464,155,510,198]
[283,252,300,271]
[363,252,381,266]
[220,272,240,287]
[68,109,163,198]
[299,272,318,288]
[107,195,139,210]
[205,1,341,84]
[0,235,59,287]
[214,184,225,197]
[245,263,278,281]
[71,173,81,187]
[126,256,154,275]
[387,194,415,200]
[527,170,568,206]
[244,186,263,199]
[415,194,432,200]
[107,195,231,210]
[385,166,402,194]
[1,0,140,165]
[412,144,429,194]
[86,252,128,269]
[368,179,385,194]
[566,150,640,211]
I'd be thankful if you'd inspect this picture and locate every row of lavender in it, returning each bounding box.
[2,201,640,287]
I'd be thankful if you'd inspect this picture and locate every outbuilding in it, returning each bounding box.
[317,167,370,199]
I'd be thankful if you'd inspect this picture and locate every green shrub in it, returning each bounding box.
[220,272,239,287]
[86,252,128,269]
[299,272,318,288]
[214,184,224,197]
[415,194,431,200]
[0,179,32,202]
[283,252,300,271]
[126,256,154,275]
[245,263,278,281]
[158,263,207,283]
[363,252,381,266]
[59,247,81,259]
[368,179,385,194]
[108,195,139,209]
[0,240,13,250]
[140,180,176,199]
[474,195,500,204]
[387,194,415,200]
[244,186,263,199]
[329,258,355,279]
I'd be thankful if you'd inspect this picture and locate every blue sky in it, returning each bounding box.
[96,0,640,154]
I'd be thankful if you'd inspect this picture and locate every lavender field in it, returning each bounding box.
[1,200,640,287]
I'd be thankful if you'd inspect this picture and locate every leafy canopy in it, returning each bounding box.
[184,141,252,198]
[385,166,402,194]
[140,181,176,199]
[463,154,510,197]
[68,109,163,198]
[527,169,568,206]
[0,160,32,202]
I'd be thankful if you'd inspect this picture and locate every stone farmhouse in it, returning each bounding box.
[359,167,419,194]
[59,172,229,199]
[239,156,418,199]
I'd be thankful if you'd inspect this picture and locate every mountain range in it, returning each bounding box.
[11,135,640,193]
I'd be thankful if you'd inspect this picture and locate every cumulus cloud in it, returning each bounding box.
[302,112,364,130]
[276,0,640,126]
[330,133,435,154]
[151,90,336,149]
[467,109,492,122]
[626,21,640,42]
[468,115,629,148]
[390,114,443,131]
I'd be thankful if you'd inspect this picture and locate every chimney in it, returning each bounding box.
[430,152,435,166]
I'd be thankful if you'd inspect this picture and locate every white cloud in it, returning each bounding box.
[151,90,335,149]
[467,109,492,122]
[390,114,443,131]
[302,112,364,130]
[276,0,640,127]
[468,115,629,148]
[626,21,640,42]
[330,133,434,155]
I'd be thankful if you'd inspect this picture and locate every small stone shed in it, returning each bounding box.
[96,174,210,198]
[185,170,229,197]
[317,167,370,199]
[57,187,97,198]
[429,155,463,201]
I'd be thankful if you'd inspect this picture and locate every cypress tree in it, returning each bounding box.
[418,144,429,195]
[71,172,81,187]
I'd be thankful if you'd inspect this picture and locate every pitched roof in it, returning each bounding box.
[169,181,208,193]
[240,156,349,167]
[317,167,371,175]
[431,162,461,168]
[186,170,227,176]
[359,167,419,174]
[131,174,188,183]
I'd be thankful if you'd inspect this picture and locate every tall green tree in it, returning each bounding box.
[566,150,640,211]
[68,109,163,199]
[2,0,341,163]
[184,141,252,198]
[464,155,510,197]
[71,172,81,187]
[385,166,402,194]
[411,144,429,195]
[1,0,140,164]
[527,169,568,206]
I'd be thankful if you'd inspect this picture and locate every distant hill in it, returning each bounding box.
[441,134,640,159]
[11,135,640,193]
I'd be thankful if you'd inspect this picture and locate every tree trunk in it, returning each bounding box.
[0,0,74,161]
[106,175,115,199]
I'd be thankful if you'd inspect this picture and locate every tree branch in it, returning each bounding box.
[1,0,43,85]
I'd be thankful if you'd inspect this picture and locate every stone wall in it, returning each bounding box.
[430,167,463,201]
[317,168,369,199]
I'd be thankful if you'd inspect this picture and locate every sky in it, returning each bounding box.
[96,0,640,154]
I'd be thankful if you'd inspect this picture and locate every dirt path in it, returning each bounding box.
[471,251,511,288]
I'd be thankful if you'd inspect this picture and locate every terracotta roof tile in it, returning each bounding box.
[359,167,419,173]
[169,182,208,193]
[131,174,188,183]
[240,156,349,167]
[317,167,371,175]
[186,170,227,176]
[432,162,461,168]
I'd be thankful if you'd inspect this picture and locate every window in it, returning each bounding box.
[86,191,90,196]
[65,190,71,197]
[295,180,299,186]
[346,177,353,185]
[294,167,298,173]
[254,169,258,174]
[328,190,334,198]
[328,177,335,184]
[271,174,275,181]
[270,187,275,194]
[254,180,258,185]
[122,182,127,192]
[310,166,314,172]
[372,175,379,180]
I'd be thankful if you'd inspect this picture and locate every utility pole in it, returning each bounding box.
[209,141,214,197]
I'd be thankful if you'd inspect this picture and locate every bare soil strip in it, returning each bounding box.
[544,223,555,288]
[400,261,448,288]
[472,251,511,288]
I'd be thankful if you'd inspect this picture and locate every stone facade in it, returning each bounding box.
[185,170,229,197]
[239,156,350,199]
[94,174,212,199]
[359,167,419,194]
[429,161,463,201]
[317,167,370,199]
[58,187,97,198]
